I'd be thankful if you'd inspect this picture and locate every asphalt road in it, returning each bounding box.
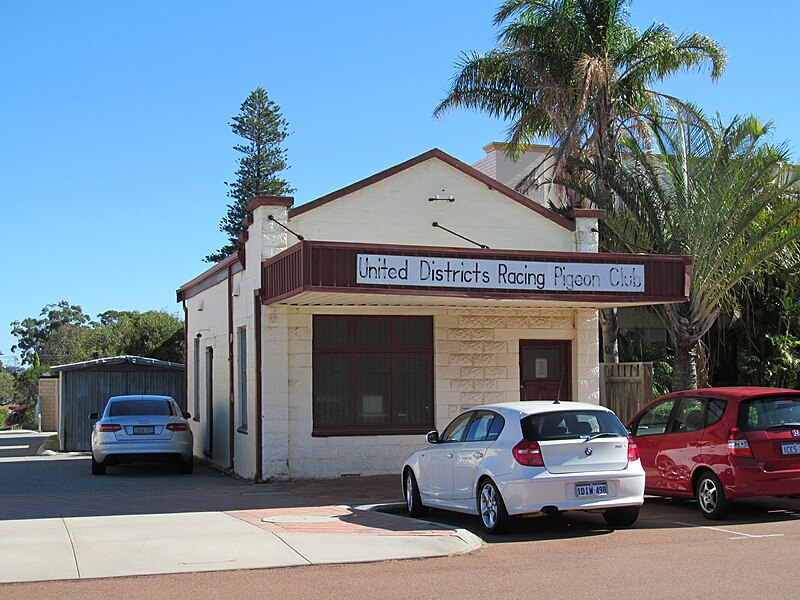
[2,456,800,599]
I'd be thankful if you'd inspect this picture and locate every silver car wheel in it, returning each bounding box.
[480,483,498,529]
[405,473,414,512]
[698,477,718,513]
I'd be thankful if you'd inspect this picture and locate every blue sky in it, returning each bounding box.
[2,1,799,366]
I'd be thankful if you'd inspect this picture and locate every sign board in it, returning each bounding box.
[356,254,644,293]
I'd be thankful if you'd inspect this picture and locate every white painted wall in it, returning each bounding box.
[185,278,232,470]
[290,158,574,252]
[472,142,562,208]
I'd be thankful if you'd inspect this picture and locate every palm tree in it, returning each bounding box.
[434,0,726,363]
[586,104,800,390]
[435,0,726,189]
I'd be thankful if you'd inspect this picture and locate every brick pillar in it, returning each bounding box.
[245,196,294,480]
[568,208,605,404]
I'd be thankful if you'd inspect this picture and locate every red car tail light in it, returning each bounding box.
[513,439,544,467]
[166,423,190,432]
[727,427,753,457]
[627,436,640,462]
[98,424,122,433]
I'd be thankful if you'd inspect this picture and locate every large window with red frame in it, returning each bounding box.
[312,315,433,436]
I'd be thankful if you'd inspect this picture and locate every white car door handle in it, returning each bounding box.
[446,453,454,459]
[473,452,484,459]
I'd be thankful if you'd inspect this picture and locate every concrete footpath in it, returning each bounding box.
[0,456,482,584]
[0,429,56,458]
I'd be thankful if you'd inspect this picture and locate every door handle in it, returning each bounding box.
[446,453,453,459]
[473,452,484,459]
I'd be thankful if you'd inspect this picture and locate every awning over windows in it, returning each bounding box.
[261,241,691,308]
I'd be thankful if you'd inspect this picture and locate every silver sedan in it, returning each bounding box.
[89,394,194,475]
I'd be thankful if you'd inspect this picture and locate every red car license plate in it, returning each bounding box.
[781,442,800,455]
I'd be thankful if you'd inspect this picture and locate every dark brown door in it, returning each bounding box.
[519,340,572,401]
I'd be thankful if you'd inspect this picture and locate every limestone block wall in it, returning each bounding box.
[38,376,59,432]
[278,305,598,479]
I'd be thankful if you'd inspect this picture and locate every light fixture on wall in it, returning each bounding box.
[428,187,455,202]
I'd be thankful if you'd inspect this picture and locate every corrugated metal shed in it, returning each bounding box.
[51,356,185,452]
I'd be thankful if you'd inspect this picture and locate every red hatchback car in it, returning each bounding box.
[627,387,800,519]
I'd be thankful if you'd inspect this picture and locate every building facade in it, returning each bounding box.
[178,148,690,480]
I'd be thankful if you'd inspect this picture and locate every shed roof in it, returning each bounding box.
[50,355,184,373]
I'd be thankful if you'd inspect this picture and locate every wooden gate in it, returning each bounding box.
[600,362,653,425]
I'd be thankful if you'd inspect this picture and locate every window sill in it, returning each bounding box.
[312,427,431,437]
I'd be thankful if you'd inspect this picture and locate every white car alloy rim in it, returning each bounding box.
[480,484,497,528]
[406,474,414,511]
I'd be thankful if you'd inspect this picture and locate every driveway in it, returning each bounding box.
[0,454,480,583]
[0,430,54,458]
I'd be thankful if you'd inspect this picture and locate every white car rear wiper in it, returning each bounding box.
[583,432,620,441]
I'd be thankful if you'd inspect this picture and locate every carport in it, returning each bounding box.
[51,356,185,451]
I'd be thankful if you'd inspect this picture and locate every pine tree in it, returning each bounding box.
[205,87,294,262]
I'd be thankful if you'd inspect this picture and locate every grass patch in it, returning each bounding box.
[41,437,60,452]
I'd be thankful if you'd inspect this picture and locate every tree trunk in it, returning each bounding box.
[599,308,619,364]
[696,339,709,388]
[672,336,698,391]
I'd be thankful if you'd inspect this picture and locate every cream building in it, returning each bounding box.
[177,148,690,480]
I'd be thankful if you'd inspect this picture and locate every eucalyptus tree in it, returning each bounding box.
[433,0,726,362]
[587,104,800,390]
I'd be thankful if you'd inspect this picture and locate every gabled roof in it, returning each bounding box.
[50,355,184,372]
[289,148,576,231]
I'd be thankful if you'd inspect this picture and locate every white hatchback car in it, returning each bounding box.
[402,401,645,534]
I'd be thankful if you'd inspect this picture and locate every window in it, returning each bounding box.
[109,399,174,417]
[670,397,706,433]
[630,399,675,436]
[738,394,800,431]
[237,327,247,430]
[441,412,474,443]
[312,316,433,435]
[465,411,505,442]
[522,410,627,441]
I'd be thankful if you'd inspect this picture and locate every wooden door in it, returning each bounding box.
[519,340,572,401]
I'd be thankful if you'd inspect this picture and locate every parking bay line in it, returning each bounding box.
[675,521,784,540]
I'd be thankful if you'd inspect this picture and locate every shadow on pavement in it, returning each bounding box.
[0,455,402,521]
[382,493,800,543]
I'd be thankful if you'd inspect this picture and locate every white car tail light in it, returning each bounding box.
[627,436,640,462]
[98,424,122,433]
[513,439,544,467]
[166,423,190,432]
